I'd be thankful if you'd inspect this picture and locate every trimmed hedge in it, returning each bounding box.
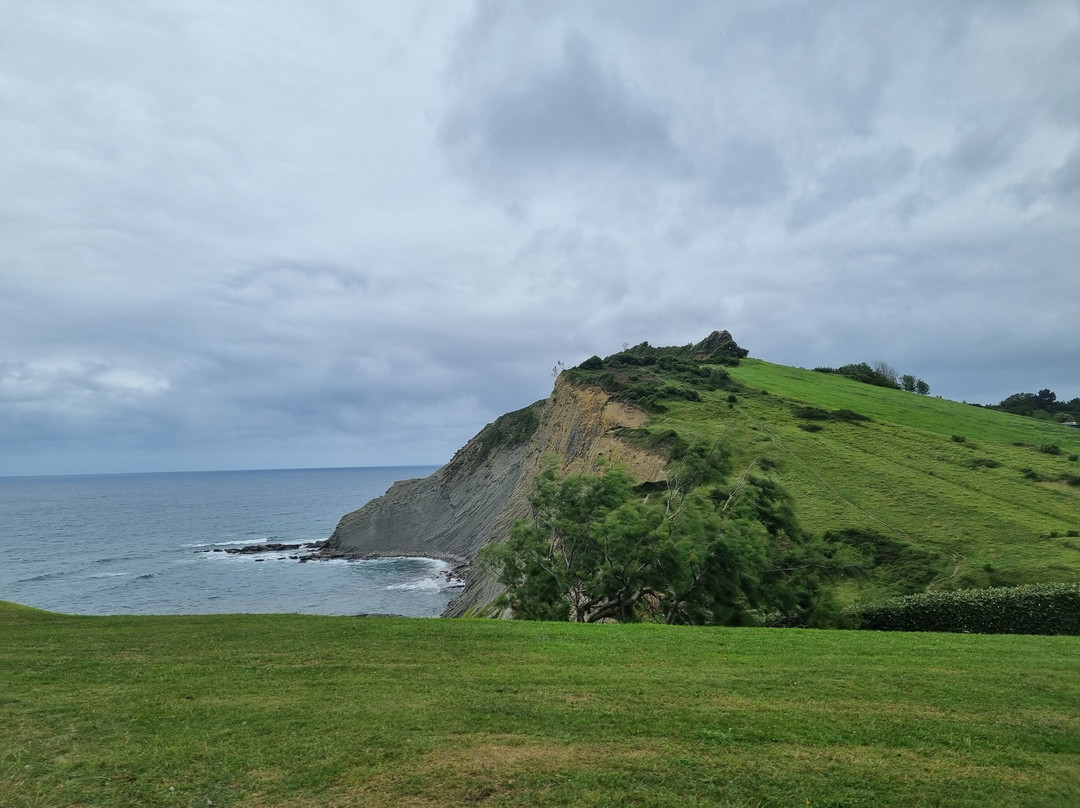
[847,583,1080,635]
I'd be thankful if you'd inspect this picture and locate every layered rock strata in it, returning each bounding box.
[319,377,669,616]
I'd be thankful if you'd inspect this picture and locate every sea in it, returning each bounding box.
[0,466,462,617]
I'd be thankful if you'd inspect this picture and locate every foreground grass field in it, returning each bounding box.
[3,602,1077,807]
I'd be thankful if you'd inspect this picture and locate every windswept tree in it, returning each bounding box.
[483,446,863,626]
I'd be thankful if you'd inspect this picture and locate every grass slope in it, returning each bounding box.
[2,602,1078,807]
[644,359,1080,599]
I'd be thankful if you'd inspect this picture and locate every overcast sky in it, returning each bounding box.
[2,1,1078,476]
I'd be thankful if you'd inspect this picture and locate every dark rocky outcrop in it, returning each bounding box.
[197,541,320,556]
[693,329,749,361]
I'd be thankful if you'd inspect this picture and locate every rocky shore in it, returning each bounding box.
[195,540,467,586]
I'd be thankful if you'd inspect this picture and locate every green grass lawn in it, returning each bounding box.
[3,602,1078,807]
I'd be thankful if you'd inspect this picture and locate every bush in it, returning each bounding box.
[798,423,824,433]
[965,457,1002,469]
[1040,444,1063,455]
[792,406,870,423]
[1069,454,1078,462]
[831,409,871,423]
[793,406,831,420]
[824,528,944,595]
[951,435,966,443]
[847,583,1080,635]
[707,369,733,390]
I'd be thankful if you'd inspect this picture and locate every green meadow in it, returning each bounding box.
[3,601,1078,808]
[648,359,1080,599]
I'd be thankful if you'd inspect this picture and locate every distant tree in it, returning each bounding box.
[915,379,930,396]
[997,392,1038,415]
[901,374,918,393]
[996,390,1067,418]
[873,361,900,387]
[1035,389,1057,409]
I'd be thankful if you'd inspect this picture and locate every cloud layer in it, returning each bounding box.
[2,1,1078,475]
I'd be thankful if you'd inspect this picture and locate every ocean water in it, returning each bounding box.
[0,466,460,617]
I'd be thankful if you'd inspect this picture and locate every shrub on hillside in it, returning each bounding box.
[831,409,871,423]
[793,406,831,420]
[964,457,1002,469]
[824,527,944,594]
[793,406,871,424]
[847,583,1080,635]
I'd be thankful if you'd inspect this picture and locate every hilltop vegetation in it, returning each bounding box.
[556,335,1080,610]
[989,388,1080,423]
[813,360,929,395]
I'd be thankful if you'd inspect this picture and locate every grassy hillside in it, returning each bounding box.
[3,602,1078,807]
[568,350,1079,602]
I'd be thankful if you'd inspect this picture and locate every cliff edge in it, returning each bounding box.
[321,376,669,616]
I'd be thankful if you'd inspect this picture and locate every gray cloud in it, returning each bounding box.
[700,139,789,208]
[1051,146,1080,199]
[787,146,915,231]
[442,31,686,189]
[1,1,1078,475]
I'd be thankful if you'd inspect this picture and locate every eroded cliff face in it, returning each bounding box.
[321,376,669,616]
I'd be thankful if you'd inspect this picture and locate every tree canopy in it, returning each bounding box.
[483,447,863,626]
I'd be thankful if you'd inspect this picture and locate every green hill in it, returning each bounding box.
[564,346,1080,604]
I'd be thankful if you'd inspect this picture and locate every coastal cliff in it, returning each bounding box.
[321,376,669,616]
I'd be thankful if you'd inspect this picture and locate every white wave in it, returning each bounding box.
[181,539,272,548]
[385,577,447,592]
